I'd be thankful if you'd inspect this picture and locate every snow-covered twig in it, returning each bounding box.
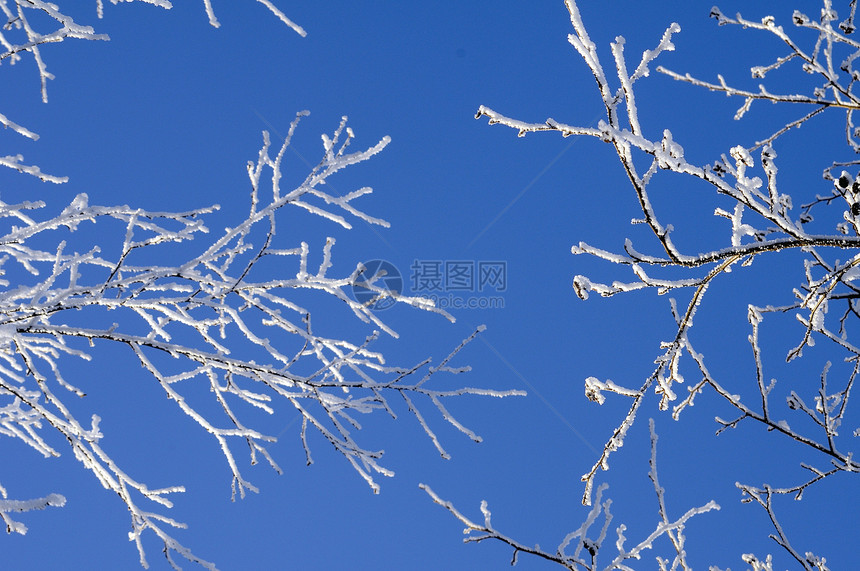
[421,420,718,570]
[474,0,857,567]
[0,115,523,568]
[0,0,303,181]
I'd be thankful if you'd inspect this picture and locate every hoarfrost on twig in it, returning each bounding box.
[465,0,858,567]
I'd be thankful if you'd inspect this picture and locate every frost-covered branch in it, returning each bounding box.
[0,0,302,182]
[735,484,833,571]
[0,114,523,568]
[421,420,718,570]
[658,6,860,128]
[475,0,858,567]
[0,486,65,536]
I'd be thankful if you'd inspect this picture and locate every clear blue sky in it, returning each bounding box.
[2,1,856,569]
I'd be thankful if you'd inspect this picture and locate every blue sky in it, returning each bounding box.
[2,1,857,569]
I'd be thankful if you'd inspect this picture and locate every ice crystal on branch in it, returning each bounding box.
[0,0,303,182]
[421,420,718,570]
[436,0,860,568]
[0,114,523,568]
[1,2,525,569]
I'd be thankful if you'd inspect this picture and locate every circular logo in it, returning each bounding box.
[351,259,402,311]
